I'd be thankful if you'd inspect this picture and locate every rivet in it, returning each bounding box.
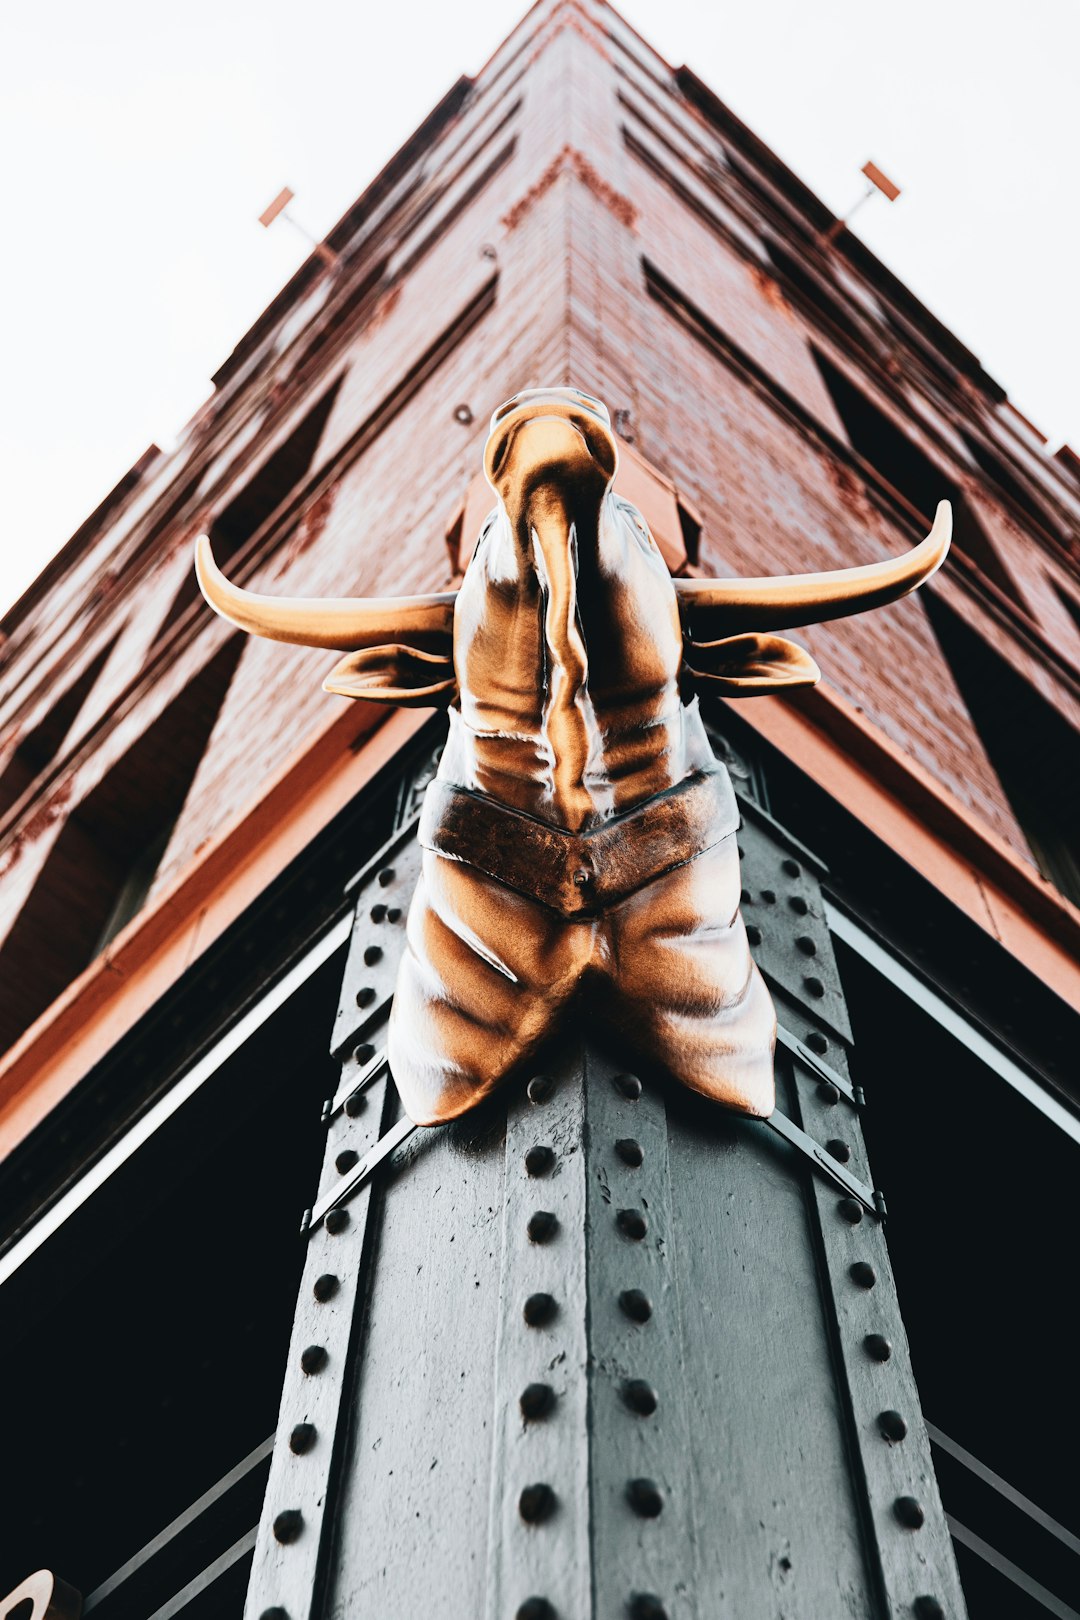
[527,1210,558,1243]
[313,1273,340,1302]
[516,1601,555,1620]
[377,867,396,887]
[817,1082,840,1106]
[336,1148,360,1174]
[519,1382,556,1421]
[913,1600,945,1619]
[355,986,375,1008]
[894,1496,925,1529]
[525,1145,555,1177]
[619,1288,652,1323]
[260,1609,290,1620]
[289,1422,317,1454]
[612,1073,642,1100]
[273,1509,304,1544]
[782,858,801,878]
[523,1291,557,1326]
[519,1482,556,1523]
[788,895,809,915]
[826,1139,851,1163]
[353,1042,375,1064]
[628,1594,668,1620]
[761,888,777,904]
[796,935,817,956]
[363,945,382,967]
[622,1378,658,1416]
[300,1344,328,1375]
[453,403,474,425]
[527,1074,555,1104]
[345,1091,367,1117]
[804,975,825,998]
[616,1208,648,1241]
[740,887,752,904]
[806,1031,828,1053]
[837,1197,863,1225]
[849,1261,876,1289]
[325,1208,350,1235]
[626,1477,663,1517]
[864,1333,892,1362]
[877,1410,908,1442]
[614,1138,643,1167]
[387,906,402,922]
[746,924,762,946]
[370,904,387,923]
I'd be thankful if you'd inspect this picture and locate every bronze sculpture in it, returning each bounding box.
[196,387,950,1126]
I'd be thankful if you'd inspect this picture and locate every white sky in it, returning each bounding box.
[2,0,1077,619]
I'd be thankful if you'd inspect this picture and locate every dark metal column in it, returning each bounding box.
[245,744,968,1620]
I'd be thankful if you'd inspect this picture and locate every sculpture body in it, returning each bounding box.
[196,387,950,1126]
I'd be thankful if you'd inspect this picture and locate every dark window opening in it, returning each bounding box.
[1051,580,1080,649]
[0,637,243,1055]
[960,430,1058,539]
[841,943,1079,1614]
[925,595,1080,906]
[159,377,344,641]
[762,239,867,348]
[813,351,1018,601]
[0,636,119,823]
[0,952,341,1609]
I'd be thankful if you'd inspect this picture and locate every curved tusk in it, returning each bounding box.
[674,500,951,634]
[194,535,457,652]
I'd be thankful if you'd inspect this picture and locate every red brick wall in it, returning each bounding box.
[2,0,1077,976]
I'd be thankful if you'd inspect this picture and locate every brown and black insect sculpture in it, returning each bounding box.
[196,387,949,1126]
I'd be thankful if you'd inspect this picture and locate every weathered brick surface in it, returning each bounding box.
[1,0,1077,1000]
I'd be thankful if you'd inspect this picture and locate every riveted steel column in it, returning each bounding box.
[738,795,969,1620]
[484,1047,591,1620]
[242,822,424,1620]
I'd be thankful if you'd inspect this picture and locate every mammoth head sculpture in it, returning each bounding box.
[197,386,950,1126]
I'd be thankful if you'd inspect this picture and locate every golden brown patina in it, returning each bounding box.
[196,386,950,1125]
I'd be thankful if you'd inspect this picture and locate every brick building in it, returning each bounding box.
[1,3,1077,1618]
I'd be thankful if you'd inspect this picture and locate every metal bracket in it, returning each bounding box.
[777,1024,864,1108]
[302,1116,417,1235]
[764,1108,885,1220]
[322,1041,391,1123]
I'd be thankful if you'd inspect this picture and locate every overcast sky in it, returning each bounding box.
[2,0,1077,618]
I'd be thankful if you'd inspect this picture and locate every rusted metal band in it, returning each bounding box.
[419,769,738,918]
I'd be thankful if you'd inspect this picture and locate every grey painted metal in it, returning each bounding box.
[484,1044,592,1620]
[243,828,422,1620]
[740,819,969,1619]
[245,747,972,1619]
[584,1046,699,1620]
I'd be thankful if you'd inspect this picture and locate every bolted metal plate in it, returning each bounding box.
[331,822,423,1058]
[737,797,854,1046]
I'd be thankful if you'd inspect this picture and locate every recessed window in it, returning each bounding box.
[813,351,1019,601]
[924,595,1080,906]
[160,378,344,640]
[762,240,866,348]
[960,429,1058,538]
[0,638,243,1055]
[0,636,119,823]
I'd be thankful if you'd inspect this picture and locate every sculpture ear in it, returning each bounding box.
[323,644,457,707]
[684,632,820,697]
